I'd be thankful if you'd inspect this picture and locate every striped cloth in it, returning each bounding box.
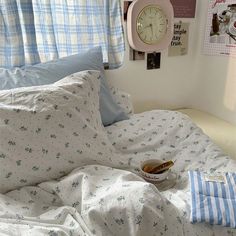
[0,0,124,69]
[189,171,236,228]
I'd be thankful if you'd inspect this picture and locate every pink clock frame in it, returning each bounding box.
[127,0,174,52]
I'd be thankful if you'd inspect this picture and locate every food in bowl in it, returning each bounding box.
[140,159,173,182]
[143,160,174,174]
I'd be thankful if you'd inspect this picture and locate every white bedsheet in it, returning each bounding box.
[105,110,236,235]
[0,166,182,236]
[0,110,235,236]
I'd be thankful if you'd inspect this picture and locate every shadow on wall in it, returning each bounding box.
[224,57,236,113]
[132,100,187,114]
[195,54,236,126]
[191,0,236,126]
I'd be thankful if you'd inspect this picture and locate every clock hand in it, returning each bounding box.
[144,23,152,29]
[150,23,153,37]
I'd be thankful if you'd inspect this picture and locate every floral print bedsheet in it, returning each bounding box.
[0,110,235,235]
[105,110,236,235]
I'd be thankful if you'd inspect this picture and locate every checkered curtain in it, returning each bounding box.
[0,0,124,69]
[0,0,40,67]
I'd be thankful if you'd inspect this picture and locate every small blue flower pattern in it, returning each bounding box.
[0,76,235,235]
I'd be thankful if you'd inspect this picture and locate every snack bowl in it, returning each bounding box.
[140,159,170,182]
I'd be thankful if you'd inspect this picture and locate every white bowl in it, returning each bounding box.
[140,159,170,182]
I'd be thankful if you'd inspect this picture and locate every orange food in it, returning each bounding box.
[142,161,174,174]
[143,165,153,173]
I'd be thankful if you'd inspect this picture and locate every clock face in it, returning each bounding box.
[136,5,168,45]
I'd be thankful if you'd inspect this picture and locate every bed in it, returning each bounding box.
[177,108,236,160]
[0,49,235,236]
[0,108,235,235]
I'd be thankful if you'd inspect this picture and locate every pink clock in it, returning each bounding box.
[127,0,174,52]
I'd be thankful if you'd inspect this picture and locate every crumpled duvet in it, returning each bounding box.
[0,110,235,236]
[0,165,182,236]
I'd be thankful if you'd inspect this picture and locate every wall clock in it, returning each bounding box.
[127,0,174,52]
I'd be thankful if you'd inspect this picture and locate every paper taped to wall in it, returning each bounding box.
[168,22,189,56]
[203,0,236,57]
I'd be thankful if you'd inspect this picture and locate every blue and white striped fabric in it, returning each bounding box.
[0,0,124,69]
[189,171,236,228]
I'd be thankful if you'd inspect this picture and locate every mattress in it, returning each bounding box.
[178,108,236,160]
[0,110,235,235]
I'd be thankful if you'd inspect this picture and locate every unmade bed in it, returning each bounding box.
[0,73,235,235]
[0,47,235,236]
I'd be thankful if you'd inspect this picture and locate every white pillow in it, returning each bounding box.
[0,70,116,193]
[109,86,134,116]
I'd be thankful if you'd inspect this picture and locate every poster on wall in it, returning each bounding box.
[168,22,190,56]
[203,0,236,57]
[170,0,196,18]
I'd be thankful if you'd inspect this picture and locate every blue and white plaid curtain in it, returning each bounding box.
[0,0,125,69]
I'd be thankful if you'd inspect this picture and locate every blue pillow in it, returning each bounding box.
[0,47,128,126]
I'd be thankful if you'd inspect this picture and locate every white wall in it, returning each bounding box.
[190,0,236,125]
[105,0,236,125]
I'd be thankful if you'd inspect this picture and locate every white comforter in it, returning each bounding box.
[0,110,235,236]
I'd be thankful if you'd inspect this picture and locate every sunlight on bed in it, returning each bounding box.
[224,57,236,112]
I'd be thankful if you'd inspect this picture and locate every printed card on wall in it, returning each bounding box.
[170,0,196,18]
[203,0,236,57]
[168,22,189,56]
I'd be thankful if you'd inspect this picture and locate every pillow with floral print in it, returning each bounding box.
[0,70,117,193]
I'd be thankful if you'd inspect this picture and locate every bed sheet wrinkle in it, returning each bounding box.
[105,110,236,234]
[0,110,235,235]
[0,165,184,236]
